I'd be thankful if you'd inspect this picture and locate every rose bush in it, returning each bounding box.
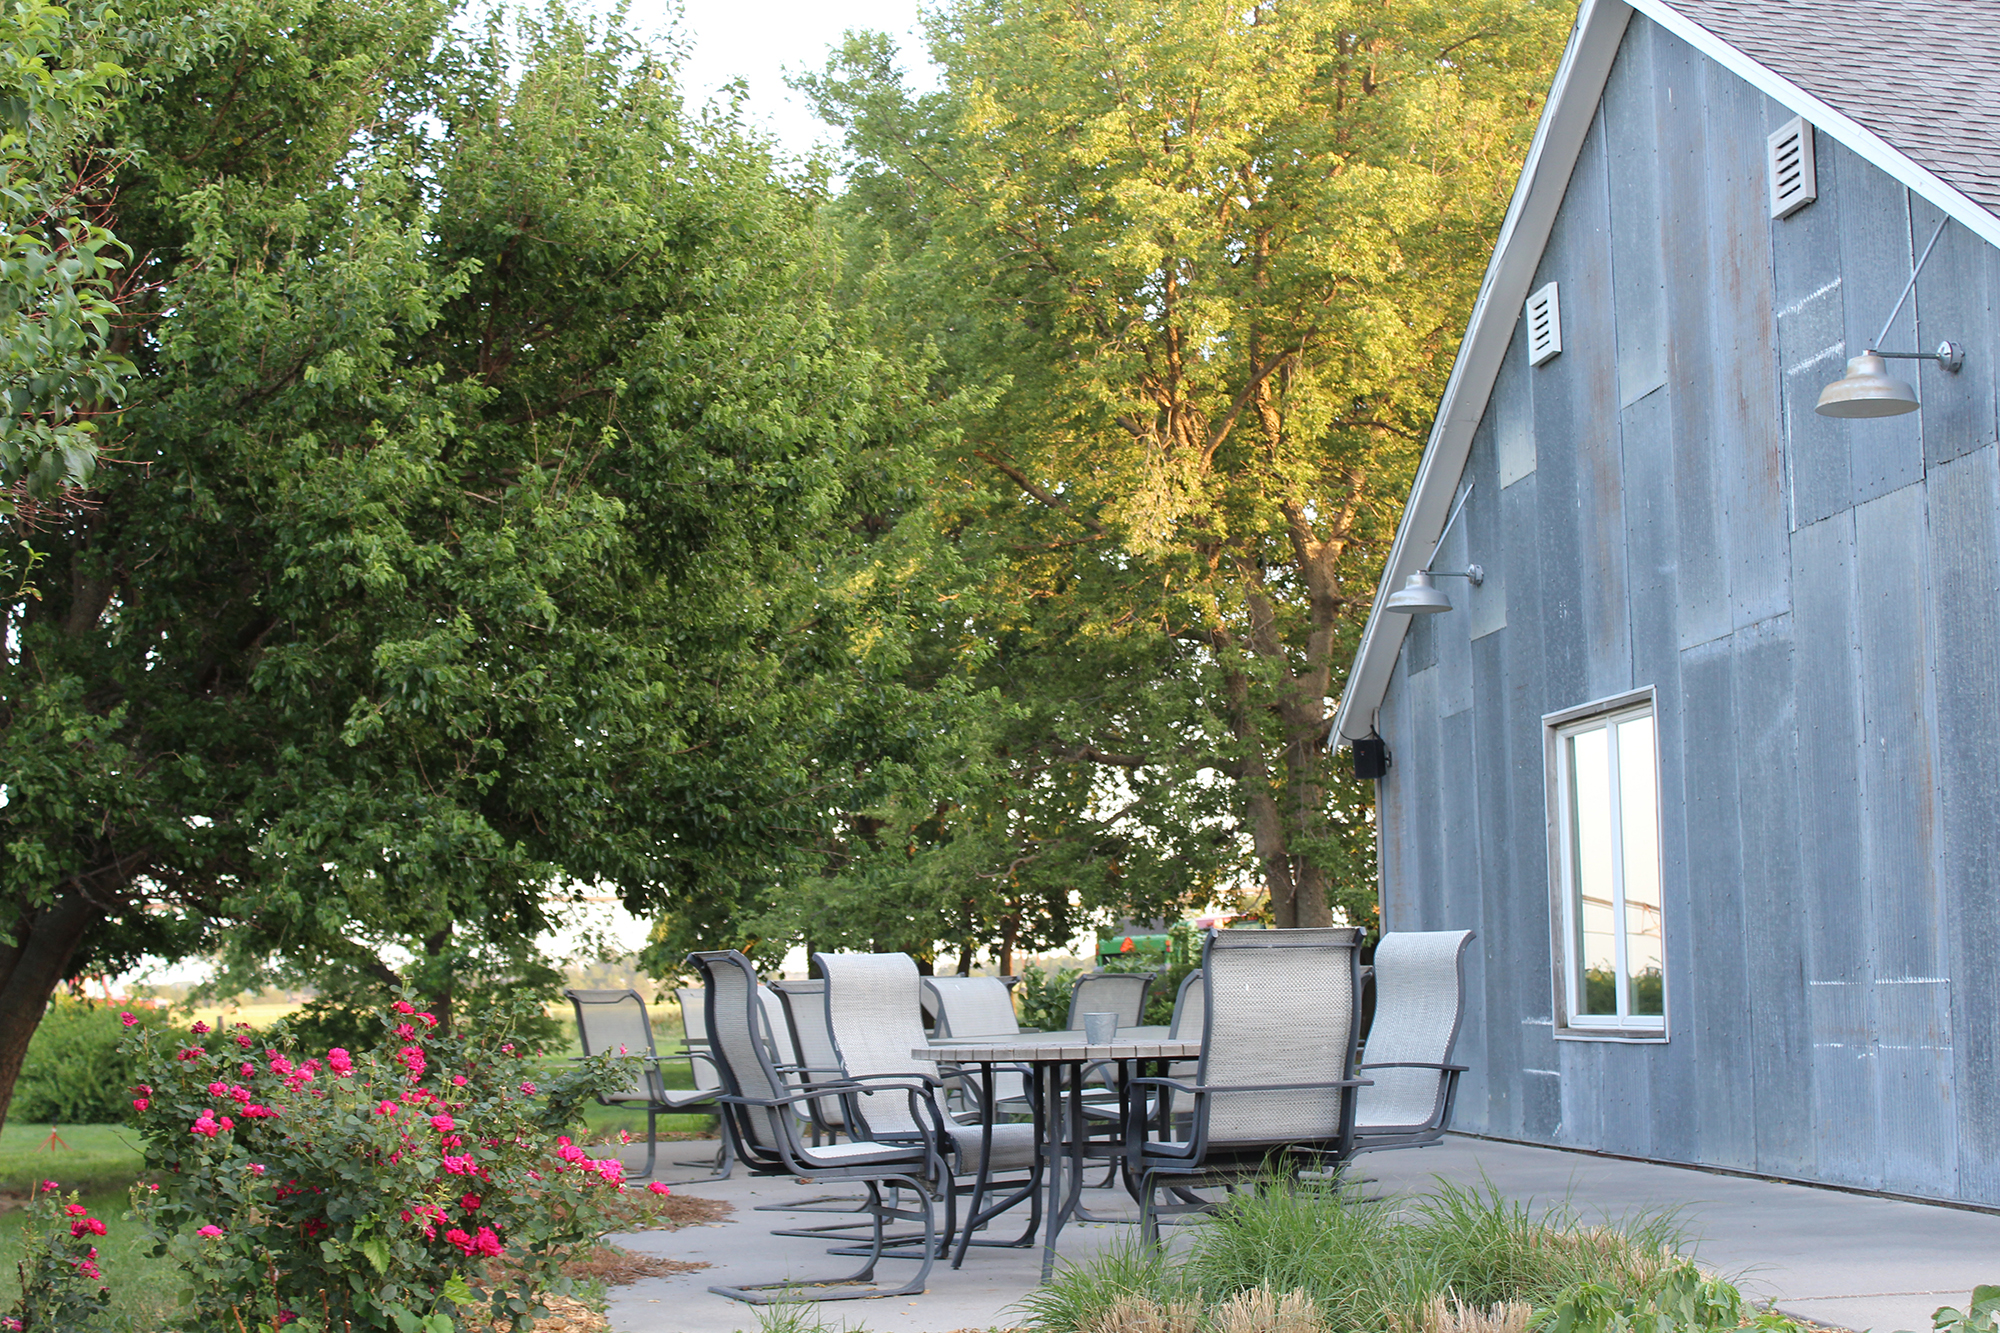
[3,1181,117,1331]
[122,993,650,1332]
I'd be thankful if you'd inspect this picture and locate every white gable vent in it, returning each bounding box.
[1767,117,1817,218]
[1526,282,1561,366]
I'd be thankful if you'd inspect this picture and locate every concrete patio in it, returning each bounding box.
[605,1135,2000,1333]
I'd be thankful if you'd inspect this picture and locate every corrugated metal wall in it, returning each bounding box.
[1374,14,2000,1204]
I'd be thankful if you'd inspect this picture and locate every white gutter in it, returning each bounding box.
[1329,0,2000,748]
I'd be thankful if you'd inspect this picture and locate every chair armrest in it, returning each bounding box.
[721,1076,942,1110]
[1356,1061,1468,1073]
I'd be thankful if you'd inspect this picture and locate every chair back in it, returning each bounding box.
[1197,927,1360,1146]
[816,951,933,1136]
[1168,970,1206,1037]
[923,977,1020,1038]
[771,979,847,1130]
[1356,930,1473,1130]
[758,985,801,1067]
[563,989,665,1103]
[923,975,1027,1105]
[688,951,804,1159]
[1066,970,1153,1029]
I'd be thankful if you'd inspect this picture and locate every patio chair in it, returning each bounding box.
[818,952,1043,1266]
[770,979,851,1143]
[1126,926,1366,1242]
[563,988,731,1181]
[688,950,948,1303]
[1065,970,1154,1030]
[922,976,1032,1113]
[1351,929,1474,1156]
[1167,969,1204,1077]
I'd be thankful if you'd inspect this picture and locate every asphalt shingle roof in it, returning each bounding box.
[1663,0,2000,216]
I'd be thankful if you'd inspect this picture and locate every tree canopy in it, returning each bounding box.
[798,0,1570,937]
[0,0,979,1126]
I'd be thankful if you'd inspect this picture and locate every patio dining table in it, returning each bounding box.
[914,1027,1200,1279]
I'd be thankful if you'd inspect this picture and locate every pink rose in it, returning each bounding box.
[451,1075,467,1086]
[429,1114,454,1133]
[197,1225,224,1237]
[120,1012,137,1027]
[326,1049,353,1075]
[247,1163,266,1175]
[518,1081,536,1096]
[191,1021,210,1035]
[131,1098,148,1112]
[470,1226,503,1257]
[392,1000,415,1014]
[647,1182,672,1196]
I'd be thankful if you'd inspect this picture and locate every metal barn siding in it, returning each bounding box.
[1369,12,2000,1206]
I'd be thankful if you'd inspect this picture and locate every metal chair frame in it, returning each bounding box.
[690,950,951,1303]
[563,987,731,1181]
[816,951,1045,1269]
[1351,929,1475,1156]
[1125,927,1368,1243]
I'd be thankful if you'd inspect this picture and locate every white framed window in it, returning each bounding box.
[1544,690,1667,1039]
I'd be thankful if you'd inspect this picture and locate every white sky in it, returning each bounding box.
[617,0,939,161]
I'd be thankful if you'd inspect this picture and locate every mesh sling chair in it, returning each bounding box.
[563,988,731,1181]
[1352,929,1474,1155]
[690,950,949,1303]
[922,976,1032,1114]
[1126,926,1367,1243]
[817,952,1044,1268]
[770,980,851,1144]
[1065,970,1154,1030]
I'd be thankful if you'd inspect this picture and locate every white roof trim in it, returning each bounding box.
[1330,0,2000,747]
[1329,0,1631,746]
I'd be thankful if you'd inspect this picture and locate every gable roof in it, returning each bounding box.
[1329,0,2000,750]
[1666,0,2000,217]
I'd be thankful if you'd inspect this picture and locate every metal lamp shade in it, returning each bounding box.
[1385,570,1452,615]
[1816,352,1920,418]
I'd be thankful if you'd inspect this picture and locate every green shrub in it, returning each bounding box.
[11,1000,171,1127]
[123,991,653,1331]
[1905,1287,2000,1333]
[1017,965,1081,1032]
[2,1182,119,1332]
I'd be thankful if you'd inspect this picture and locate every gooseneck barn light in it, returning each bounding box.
[1817,217,1965,418]
[1385,481,1483,615]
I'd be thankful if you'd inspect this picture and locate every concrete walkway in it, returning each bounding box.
[604,1136,2000,1333]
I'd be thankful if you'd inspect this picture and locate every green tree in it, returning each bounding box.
[805,0,1570,929]
[0,0,141,514]
[0,0,973,1127]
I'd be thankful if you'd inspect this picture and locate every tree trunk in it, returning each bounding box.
[0,890,103,1134]
[422,926,454,1035]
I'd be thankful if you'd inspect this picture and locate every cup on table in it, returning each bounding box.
[1082,1012,1118,1043]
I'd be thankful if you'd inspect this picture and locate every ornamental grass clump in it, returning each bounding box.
[121,992,660,1332]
